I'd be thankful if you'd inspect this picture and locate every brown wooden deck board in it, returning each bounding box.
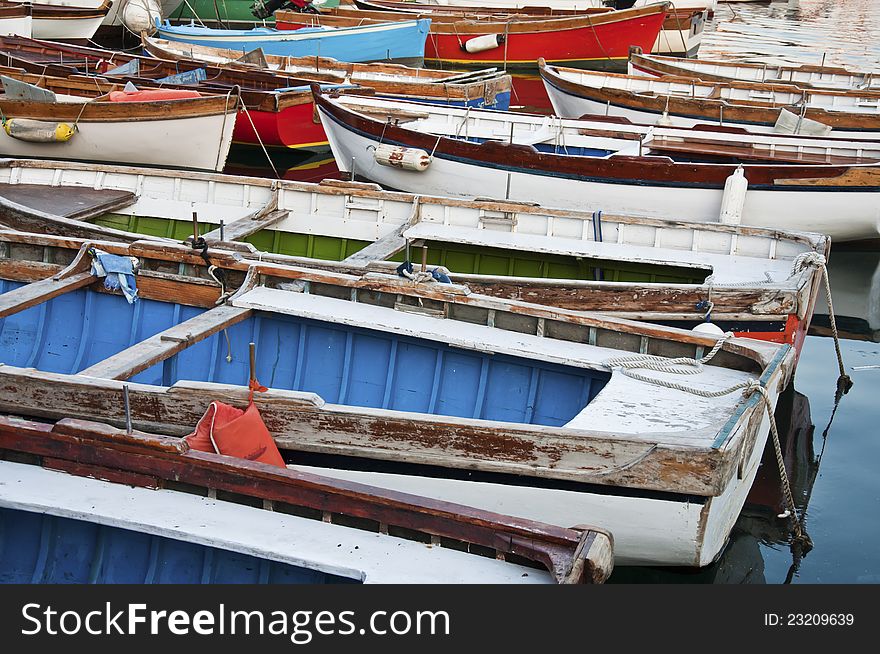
[0,183,136,221]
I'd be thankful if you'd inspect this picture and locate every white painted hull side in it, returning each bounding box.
[543,79,880,141]
[32,15,105,40]
[289,417,769,568]
[320,107,880,241]
[0,110,237,172]
[0,15,31,37]
[653,22,703,57]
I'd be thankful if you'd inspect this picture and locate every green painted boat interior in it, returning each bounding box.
[166,0,341,25]
[92,214,709,282]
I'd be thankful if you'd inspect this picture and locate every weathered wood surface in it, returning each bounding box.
[78,305,253,380]
[0,229,782,370]
[0,194,169,243]
[0,367,745,496]
[0,183,136,220]
[0,415,614,583]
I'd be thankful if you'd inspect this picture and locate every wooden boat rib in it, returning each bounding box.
[349,0,707,57]
[0,416,613,583]
[0,225,791,567]
[0,157,827,359]
[311,88,880,242]
[629,48,880,91]
[275,3,669,71]
[539,61,880,138]
[0,85,238,171]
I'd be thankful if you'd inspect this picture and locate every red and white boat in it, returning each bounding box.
[276,2,670,70]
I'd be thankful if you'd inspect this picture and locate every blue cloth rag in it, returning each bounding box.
[91,251,139,304]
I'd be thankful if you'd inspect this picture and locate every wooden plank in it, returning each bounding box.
[0,183,137,220]
[341,198,420,267]
[0,270,96,318]
[0,367,732,496]
[202,209,289,243]
[78,305,253,380]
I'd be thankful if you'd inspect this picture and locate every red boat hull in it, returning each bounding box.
[233,100,328,150]
[277,12,666,70]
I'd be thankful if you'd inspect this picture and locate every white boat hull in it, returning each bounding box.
[0,15,31,37]
[543,78,880,141]
[32,14,105,40]
[0,110,237,171]
[289,404,771,568]
[320,106,880,241]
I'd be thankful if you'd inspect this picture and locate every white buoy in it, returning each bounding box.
[373,144,431,172]
[719,165,748,225]
[121,0,162,35]
[462,34,504,54]
[692,322,725,336]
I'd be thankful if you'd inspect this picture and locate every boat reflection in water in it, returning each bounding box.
[810,249,880,343]
[610,388,818,584]
[223,145,341,184]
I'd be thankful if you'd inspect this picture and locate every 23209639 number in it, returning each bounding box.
[764,614,854,626]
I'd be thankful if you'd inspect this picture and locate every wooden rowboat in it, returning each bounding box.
[0,415,612,583]
[539,61,880,139]
[0,2,31,38]
[0,35,510,152]
[0,226,793,567]
[0,157,827,362]
[274,3,669,71]
[0,84,238,171]
[27,0,112,40]
[311,88,880,242]
[348,0,707,58]
[153,18,431,67]
[629,48,880,91]
[139,35,513,110]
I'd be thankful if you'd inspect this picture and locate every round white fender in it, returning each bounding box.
[373,144,431,172]
[121,0,163,35]
[719,165,748,225]
[692,322,725,336]
[462,34,505,54]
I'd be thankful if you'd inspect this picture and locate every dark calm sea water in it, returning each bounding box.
[222,0,880,583]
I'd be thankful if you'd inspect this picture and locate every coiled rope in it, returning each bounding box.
[603,330,810,548]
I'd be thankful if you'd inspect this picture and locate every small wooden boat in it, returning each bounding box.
[274,2,669,71]
[0,158,828,359]
[0,2,31,38]
[629,48,880,91]
[140,34,513,110]
[0,35,511,152]
[0,82,238,170]
[26,0,112,40]
[347,0,707,58]
[539,61,880,139]
[154,17,431,67]
[0,414,612,583]
[311,89,880,241]
[0,226,794,567]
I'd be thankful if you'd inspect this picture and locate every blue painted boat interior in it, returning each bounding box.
[0,283,608,426]
[401,91,512,111]
[462,137,614,157]
[0,507,356,584]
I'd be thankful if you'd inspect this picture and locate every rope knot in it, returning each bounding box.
[791,251,827,275]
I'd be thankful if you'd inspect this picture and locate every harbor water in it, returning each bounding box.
[218,0,880,583]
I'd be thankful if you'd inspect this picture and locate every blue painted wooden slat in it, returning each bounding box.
[346,332,392,408]
[435,350,481,419]
[0,508,355,585]
[389,341,434,414]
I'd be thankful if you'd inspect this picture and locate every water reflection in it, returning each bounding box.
[224,146,341,183]
[811,250,880,343]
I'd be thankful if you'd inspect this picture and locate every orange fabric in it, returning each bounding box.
[184,401,243,453]
[108,89,202,103]
[184,400,285,468]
